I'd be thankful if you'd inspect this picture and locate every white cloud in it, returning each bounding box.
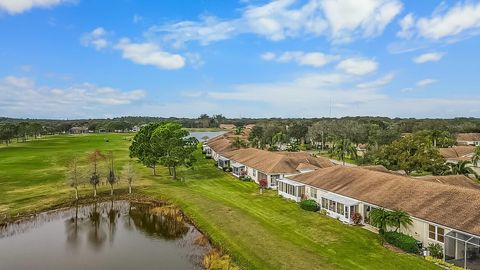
[114,38,185,70]
[416,78,437,87]
[180,91,203,98]
[261,52,276,61]
[321,0,403,42]
[0,0,68,15]
[356,73,395,88]
[242,0,327,41]
[133,14,142,23]
[0,76,145,118]
[413,52,445,64]
[148,0,402,47]
[149,16,238,48]
[262,51,338,67]
[397,13,414,39]
[397,2,480,41]
[81,27,109,50]
[336,57,378,75]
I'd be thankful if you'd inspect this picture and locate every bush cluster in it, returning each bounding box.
[425,256,464,270]
[299,199,319,212]
[239,175,252,182]
[383,231,419,254]
[427,243,443,259]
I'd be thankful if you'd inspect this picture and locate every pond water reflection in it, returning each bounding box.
[0,201,210,270]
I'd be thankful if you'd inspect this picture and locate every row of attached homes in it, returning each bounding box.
[204,133,480,269]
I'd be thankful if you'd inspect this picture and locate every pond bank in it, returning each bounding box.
[0,192,238,270]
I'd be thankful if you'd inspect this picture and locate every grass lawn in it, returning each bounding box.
[0,134,438,270]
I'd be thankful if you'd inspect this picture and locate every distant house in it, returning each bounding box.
[277,166,480,269]
[439,146,479,175]
[69,127,89,134]
[457,133,480,146]
[356,144,368,157]
[219,124,236,130]
[131,126,140,132]
[439,146,476,163]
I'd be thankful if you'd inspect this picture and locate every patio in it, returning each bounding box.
[445,230,480,269]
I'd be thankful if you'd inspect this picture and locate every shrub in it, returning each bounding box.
[239,176,252,182]
[425,256,464,270]
[351,212,362,225]
[383,231,419,254]
[319,209,328,215]
[223,167,232,172]
[299,199,319,212]
[427,243,443,259]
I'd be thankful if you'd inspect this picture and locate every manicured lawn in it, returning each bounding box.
[0,134,438,269]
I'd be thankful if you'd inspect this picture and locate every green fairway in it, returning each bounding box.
[0,134,437,270]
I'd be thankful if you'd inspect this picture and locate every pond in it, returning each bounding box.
[189,131,226,142]
[0,201,212,270]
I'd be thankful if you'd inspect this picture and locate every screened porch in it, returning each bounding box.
[445,230,480,269]
[218,156,230,169]
[231,162,246,177]
[320,192,359,224]
[277,178,305,202]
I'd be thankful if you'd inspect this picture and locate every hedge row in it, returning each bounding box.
[383,231,419,254]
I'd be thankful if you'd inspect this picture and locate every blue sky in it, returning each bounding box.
[0,0,479,119]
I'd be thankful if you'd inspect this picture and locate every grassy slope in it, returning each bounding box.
[0,134,437,270]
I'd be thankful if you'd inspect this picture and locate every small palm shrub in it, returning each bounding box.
[299,199,319,212]
[383,231,419,254]
[427,243,443,259]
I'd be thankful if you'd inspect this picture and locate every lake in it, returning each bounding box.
[0,201,211,270]
[189,131,226,141]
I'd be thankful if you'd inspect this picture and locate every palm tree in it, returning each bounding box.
[272,132,288,149]
[234,126,245,135]
[231,137,246,149]
[447,160,476,177]
[330,138,357,165]
[472,146,480,167]
[369,208,391,234]
[388,209,413,232]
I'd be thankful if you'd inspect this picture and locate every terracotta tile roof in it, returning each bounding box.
[290,166,480,236]
[415,175,480,190]
[439,146,475,159]
[457,133,480,142]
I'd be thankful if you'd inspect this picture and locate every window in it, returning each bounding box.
[429,224,445,243]
[329,200,336,212]
[321,198,328,209]
[336,203,345,215]
[253,169,257,177]
[270,175,280,187]
[310,188,317,199]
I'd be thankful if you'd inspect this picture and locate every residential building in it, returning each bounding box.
[457,133,480,146]
[277,166,480,269]
[206,133,334,188]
